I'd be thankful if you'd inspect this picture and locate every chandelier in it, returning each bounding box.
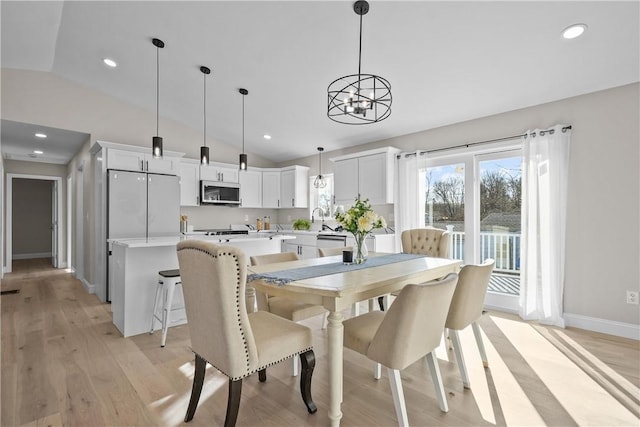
[327,1,392,125]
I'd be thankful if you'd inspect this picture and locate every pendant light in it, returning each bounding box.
[200,66,211,165]
[151,38,165,157]
[327,1,392,124]
[238,88,248,171]
[313,147,327,189]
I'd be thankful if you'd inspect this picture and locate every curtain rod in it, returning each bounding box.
[398,125,572,158]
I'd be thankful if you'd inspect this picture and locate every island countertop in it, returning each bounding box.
[109,232,296,248]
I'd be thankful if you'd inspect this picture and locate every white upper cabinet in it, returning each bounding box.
[280,165,309,208]
[333,157,359,206]
[262,169,281,208]
[200,162,239,183]
[239,168,262,208]
[331,147,399,206]
[104,146,180,175]
[179,159,200,206]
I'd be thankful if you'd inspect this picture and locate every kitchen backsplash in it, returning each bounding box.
[181,203,395,232]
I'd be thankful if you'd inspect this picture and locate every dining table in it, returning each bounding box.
[247,252,462,427]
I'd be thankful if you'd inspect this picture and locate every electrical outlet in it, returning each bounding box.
[287,215,292,222]
[626,291,639,305]
[243,214,249,221]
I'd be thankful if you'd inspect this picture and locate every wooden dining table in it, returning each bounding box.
[247,253,462,427]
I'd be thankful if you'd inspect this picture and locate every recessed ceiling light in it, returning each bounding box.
[103,58,117,68]
[33,150,43,154]
[263,134,272,140]
[35,133,47,138]
[562,24,587,40]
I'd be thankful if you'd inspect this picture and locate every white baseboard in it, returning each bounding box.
[12,252,52,260]
[80,278,95,294]
[564,313,639,341]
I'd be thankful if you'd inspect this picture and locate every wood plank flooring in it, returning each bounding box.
[2,259,639,426]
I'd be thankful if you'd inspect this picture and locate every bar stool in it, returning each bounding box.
[150,269,184,347]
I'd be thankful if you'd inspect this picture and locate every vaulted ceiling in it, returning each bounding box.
[2,1,638,163]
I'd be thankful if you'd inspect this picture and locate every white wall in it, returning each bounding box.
[278,83,640,330]
[1,69,277,287]
[2,67,637,334]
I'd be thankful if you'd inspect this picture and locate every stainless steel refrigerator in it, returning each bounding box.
[107,169,180,301]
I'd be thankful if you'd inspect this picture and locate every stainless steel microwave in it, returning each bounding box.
[200,180,241,205]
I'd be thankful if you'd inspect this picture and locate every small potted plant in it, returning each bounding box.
[292,218,311,231]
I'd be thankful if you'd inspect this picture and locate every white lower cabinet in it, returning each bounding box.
[282,233,318,259]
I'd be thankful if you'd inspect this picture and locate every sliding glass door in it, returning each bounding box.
[424,144,522,312]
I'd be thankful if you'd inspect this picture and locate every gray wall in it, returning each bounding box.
[278,83,640,328]
[12,178,53,257]
[1,67,638,332]
[1,69,277,286]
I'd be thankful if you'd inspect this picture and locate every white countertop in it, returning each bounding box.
[110,233,296,248]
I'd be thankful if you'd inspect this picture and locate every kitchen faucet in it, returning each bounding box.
[311,207,325,225]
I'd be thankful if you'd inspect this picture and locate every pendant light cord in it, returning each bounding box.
[203,71,206,148]
[357,13,363,78]
[242,94,245,153]
[156,45,160,137]
[357,12,363,97]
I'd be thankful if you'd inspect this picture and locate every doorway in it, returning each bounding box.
[5,174,62,274]
[424,143,522,313]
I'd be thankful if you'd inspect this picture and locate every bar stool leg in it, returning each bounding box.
[150,281,162,334]
[161,279,178,347]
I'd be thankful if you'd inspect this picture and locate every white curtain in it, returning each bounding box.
[519,124,571,327]
[393,151,426,251]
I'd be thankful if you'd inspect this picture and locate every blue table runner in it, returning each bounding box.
[247,253,425,286]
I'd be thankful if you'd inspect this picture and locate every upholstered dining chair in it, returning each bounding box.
[250,252,328,376]
[401,227,451,258]
[177,241,317,427]
[378,227,452,310]
[317,246,353,257]
[445,258,495,389]
[343,273,459,426]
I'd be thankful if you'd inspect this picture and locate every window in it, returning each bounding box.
[309,174,334,219]
[423,142,522,311]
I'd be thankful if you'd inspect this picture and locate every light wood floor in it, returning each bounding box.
[2,259,639,426]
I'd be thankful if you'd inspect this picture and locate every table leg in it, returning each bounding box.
[327,310,344,427]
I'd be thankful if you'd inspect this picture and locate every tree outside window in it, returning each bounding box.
[309,174,334,218]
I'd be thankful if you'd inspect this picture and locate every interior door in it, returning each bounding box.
[51,180,59,267]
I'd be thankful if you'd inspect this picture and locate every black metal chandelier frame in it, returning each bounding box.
[327,0,392,125]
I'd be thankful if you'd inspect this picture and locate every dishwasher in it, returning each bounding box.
[316,234,347,250]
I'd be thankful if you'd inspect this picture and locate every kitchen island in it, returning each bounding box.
[109,233,295,337]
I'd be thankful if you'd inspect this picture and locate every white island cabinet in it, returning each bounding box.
[109,234,295,337]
